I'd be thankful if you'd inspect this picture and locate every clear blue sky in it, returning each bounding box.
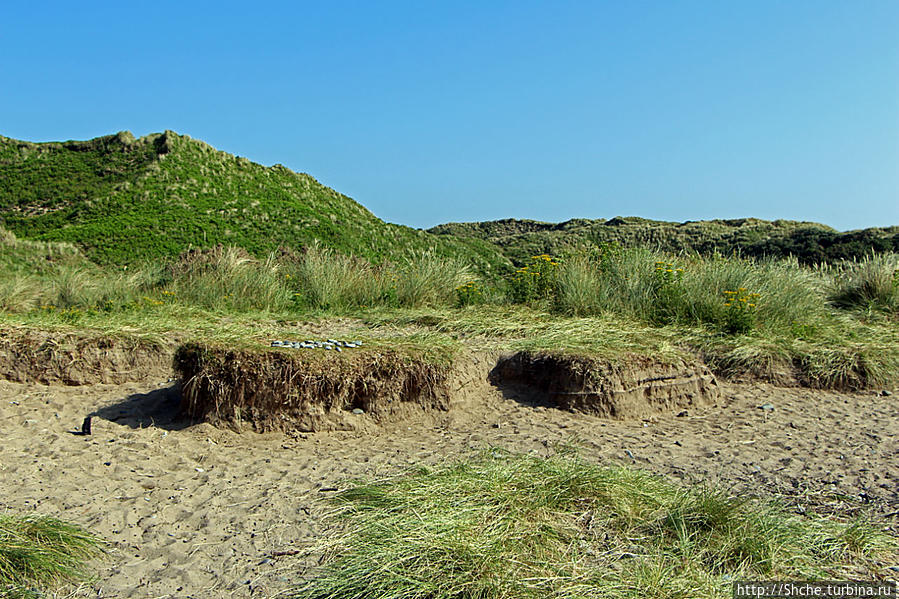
[2,1,897,230]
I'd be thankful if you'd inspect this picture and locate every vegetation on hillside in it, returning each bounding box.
[0,132,509,273]
[430,217,899,266]
[292,449,894,599]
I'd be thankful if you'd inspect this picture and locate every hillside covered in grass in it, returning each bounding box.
[0,131,509,272]
[430,217,899,266]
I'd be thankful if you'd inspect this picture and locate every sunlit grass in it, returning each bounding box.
[292,450,894,599]
[0,513,104,598]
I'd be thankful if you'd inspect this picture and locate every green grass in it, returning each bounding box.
[292,450,894,599]
[1,232,897,388]
[0,513,104,598]
[827,253,899,313]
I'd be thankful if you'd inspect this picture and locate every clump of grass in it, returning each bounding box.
[394,250,471,308]
[0,276,40,312]
[828,253,899,314]
[284,244,396,310]
[0,513,104,597]
[168,246,292,312]
[293,450,893,599]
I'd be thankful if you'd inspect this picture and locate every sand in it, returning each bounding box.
[1,375,897,597]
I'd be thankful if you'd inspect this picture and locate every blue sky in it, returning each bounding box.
[2,1,897,230]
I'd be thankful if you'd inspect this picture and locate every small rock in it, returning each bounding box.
[258,558,274,566]
[881,390,893,397]
[195,467,205,473]
[758,403,775,411]
[352,408,364,415]
[676,410,688,417]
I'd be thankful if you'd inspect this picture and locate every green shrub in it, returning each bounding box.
[550,248,829,336]
[508,254,560,304]
[454,280,485,307]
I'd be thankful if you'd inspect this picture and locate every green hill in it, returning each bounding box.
[0,131,509,272]
[429,216,899,265]
[3,131,895,272]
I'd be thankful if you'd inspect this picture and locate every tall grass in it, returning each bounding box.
[552,249,830,334]
[0,276,40,313]
[1,240,896,388]
[283,244,395,310]
[294,450,892,599]
[828,253,899,314]
[394,250,472,308]
[0,513,104,597]
[168,246,292,312]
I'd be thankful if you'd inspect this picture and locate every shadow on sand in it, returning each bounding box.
[94,383,194,431]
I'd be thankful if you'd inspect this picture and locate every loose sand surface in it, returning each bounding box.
[1,376,896,598]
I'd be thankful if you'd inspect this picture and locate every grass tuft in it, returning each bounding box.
[293,450,893,599]
[828,254,899,314]
[0,513,104,597]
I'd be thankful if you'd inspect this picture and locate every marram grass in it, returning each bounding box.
[293,450,895,599]
[0,513,104,598]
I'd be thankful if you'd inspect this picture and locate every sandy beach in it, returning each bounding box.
[1,374,897,598]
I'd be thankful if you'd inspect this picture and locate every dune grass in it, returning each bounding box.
[1,235,897,388]
[0,513,104,598]
[293,450,894,599]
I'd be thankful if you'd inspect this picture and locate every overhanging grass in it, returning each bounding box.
[293,450,895,599]
[0,513,104,597]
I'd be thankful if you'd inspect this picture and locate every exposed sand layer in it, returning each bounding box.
[0,328,173,385]
[1,373,896,598]
[174,343,460,433]
[490,351,720,418]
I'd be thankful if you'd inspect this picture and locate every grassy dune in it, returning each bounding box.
[2,230,896,389]
[2,130,898,597]
[0,132,509,273]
